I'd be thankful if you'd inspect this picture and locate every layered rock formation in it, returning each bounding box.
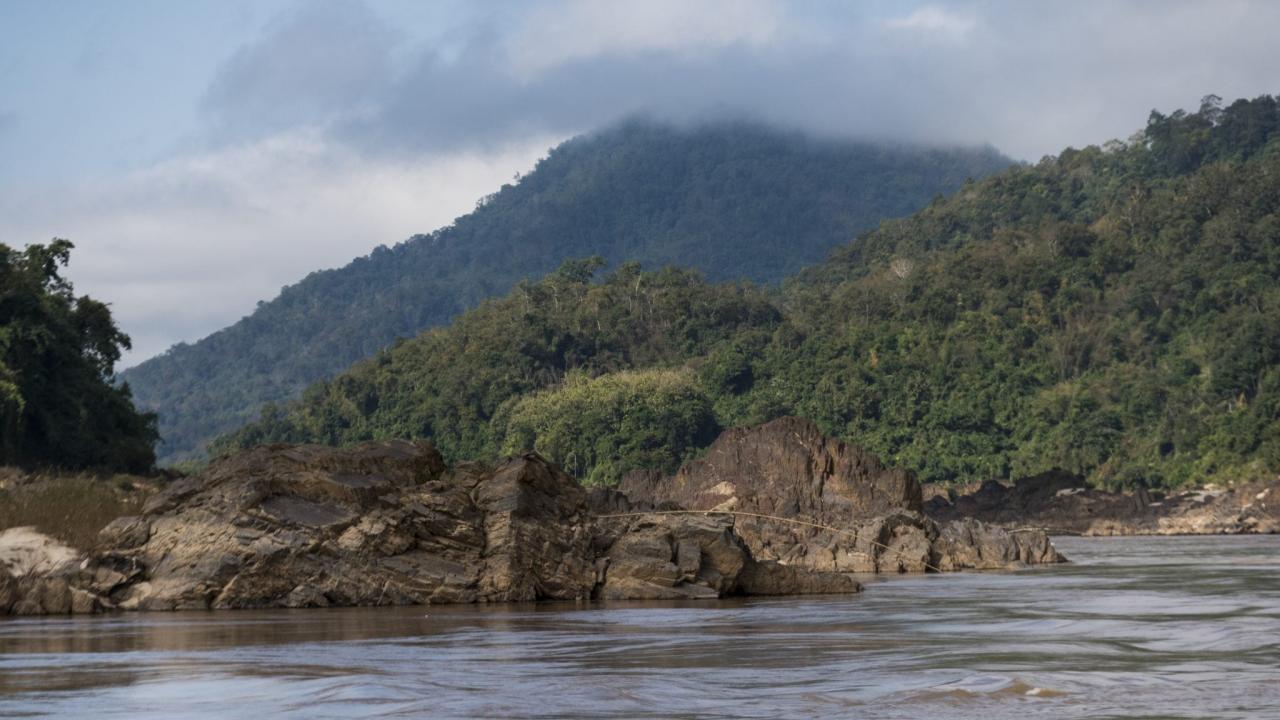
[2,419,1065,616]
[926,470,1280,535]
[616,417,1063,574]
[0,527,103,614]
[2,439,854,616]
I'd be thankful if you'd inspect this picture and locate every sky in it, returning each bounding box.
[2,0,1278,366]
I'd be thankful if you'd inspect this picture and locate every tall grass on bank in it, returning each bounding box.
[0,472,153,551]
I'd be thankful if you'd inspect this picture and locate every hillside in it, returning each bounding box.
[123,120,1010,463]
[218,95,1280,490]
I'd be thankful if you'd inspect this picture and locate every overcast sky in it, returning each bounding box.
[2,0,1278,366]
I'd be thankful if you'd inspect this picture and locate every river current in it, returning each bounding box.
[1,535,1277,719]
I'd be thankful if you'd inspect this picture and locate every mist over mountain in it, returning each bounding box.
[123,119,1010,463]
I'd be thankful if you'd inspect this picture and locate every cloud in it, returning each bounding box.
[0,129,559,366]
[883,5,977,41]
[504,0,783,77]
[197,0,1280,162]
[201,0,397,142]
[8,0,1280,369]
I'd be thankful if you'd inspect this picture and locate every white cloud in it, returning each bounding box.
[883,5,977,41]
[201,0,397,141]
[0,130,561,367]
[504,0,783,77]
[7,0,1280,371]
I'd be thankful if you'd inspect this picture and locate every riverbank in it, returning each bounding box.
[0,470,156,550]
[1,419,1061,616]
[925,471,1280,535]
[3,535,1277,720]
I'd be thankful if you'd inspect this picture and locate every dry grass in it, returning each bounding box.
[0,471,155,551]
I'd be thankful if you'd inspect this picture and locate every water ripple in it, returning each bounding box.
[1,535,1279,719]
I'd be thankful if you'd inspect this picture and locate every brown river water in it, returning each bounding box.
[1,535,1278,719]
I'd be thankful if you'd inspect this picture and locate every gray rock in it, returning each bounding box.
[927,470,1280,536]
[98,516,151,550]
[616,418,1064,575]
[4,423,1067,615]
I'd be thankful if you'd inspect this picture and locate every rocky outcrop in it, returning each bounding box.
[0,527,103,615]
[2,438,856,615]
[618,418,1064,574]
[1,421,1067,616]
[593,513,858,600]
[926,470,1280,535]
[621,416,921,518]
[95,441,605,611]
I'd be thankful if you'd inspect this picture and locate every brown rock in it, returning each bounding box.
[921,483,952,505]
[9,576,75,615]
[617,418,1063,575]
[928,470,1280,537]
[932,518,1065,570]
[97,516,151,550]
[472,454,596,602]
[737,559,860,596]
[620,417,922,518]
[595,514,855,600]
[24,422,1066,615]
[0,567,16,614]
[78,443,615,612]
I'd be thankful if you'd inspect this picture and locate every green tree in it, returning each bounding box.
[216,95,1280,491]
[121,121,1011,464]
[0,239,157,471]
[497,368,718,485]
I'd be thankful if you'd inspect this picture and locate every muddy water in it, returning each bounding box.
[1,535,1278,719]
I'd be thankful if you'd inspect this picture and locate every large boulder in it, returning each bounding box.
[0,526,83,576]
[932,518,1065,569]
[593,513,857,600]
[0,527,102,616]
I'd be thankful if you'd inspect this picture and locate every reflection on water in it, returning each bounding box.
[1,536,1278,719]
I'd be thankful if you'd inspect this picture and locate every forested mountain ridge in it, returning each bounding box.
[211,259,780,481]
[757,95,1280,488]
[218,95,1280,490]
[123,119,1011,464]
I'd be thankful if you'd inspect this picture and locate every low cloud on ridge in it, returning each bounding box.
[3,0,1279,366]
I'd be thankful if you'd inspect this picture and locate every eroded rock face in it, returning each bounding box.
[0,528,102,615]
[618,417,1063,574]
[620,417,921,518]
[926,471,1280,536]
[2,421,1067,616]
[2,438,859,616]
[102,441,604,612]
[593,514,857,600]
[932,519,1065,570]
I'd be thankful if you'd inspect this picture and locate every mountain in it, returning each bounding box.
[216,95,1280,490]
[123,119,1011,463]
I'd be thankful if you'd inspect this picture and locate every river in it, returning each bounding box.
[1,535,1277,719]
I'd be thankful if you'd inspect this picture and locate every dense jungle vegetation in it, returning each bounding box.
[217,95,1280,490]
[123,120,1008,464]
[0,240,157,472]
